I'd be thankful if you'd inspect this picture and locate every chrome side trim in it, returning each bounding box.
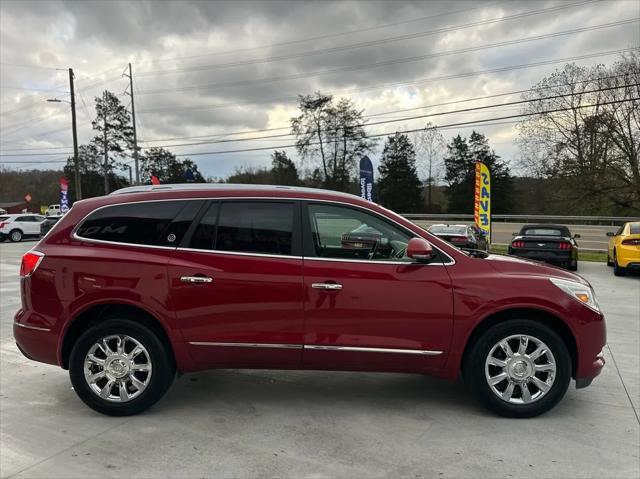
[176,247,300,260]
[188,341,443,356]
[305,345,443,355]
[14,322,51,332]
[189,342,303,350]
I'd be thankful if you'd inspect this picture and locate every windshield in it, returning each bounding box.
[521,228,566,236]
[429,225,467,235]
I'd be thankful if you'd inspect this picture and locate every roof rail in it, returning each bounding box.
[110,183,361,200]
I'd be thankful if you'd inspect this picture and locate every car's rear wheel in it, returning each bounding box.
[9,229,23,242]
[464,319,571,418]
[568,259,578,271]
[613,250,626,276]
[69,318,175,416]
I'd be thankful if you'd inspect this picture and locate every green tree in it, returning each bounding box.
[270,150,300,185]
[444,132,512,213]
[90,90,134,194]
[139,147,205,184]
[64,143,129,200]
[291,92,376,191]
[377,133,423,213]
[226,166,272,184]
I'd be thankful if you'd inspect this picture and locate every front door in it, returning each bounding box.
[302,202,454,373]
[168,200,304,368]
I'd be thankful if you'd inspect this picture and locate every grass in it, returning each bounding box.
[488,244,607,263]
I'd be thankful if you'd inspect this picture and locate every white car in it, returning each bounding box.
[0,214,46,242]
[45,204,62,217]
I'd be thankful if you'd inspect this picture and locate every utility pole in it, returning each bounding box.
[68,68,82,200]
[103,90,109,195]
[124,63,140,184]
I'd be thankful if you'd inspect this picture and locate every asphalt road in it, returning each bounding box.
[414,221,617,251]
[0,240,638,479]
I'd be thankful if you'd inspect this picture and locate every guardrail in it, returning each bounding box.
[400,214,640,226]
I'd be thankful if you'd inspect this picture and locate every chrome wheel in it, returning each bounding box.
[485,334,556,405]
[83,334,152,403]
[10,230,22,242]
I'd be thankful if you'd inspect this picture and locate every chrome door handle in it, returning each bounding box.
[180,276,213,284]
[312,282,343,290]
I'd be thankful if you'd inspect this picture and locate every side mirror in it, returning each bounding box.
[606,232,615,237]
[573,234,581,239]
[512,232,517,236]
[407,238,435,262]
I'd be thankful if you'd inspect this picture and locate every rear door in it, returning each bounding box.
[168,200,305,368]
[301,202,454,373]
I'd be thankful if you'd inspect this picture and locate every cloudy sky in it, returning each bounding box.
[1,0,638,180]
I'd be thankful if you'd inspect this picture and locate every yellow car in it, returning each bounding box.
[607,221,640,276]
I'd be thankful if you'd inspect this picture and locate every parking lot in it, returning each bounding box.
[0,239,638,479]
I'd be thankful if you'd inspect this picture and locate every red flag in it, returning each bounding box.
[151,175,160,185]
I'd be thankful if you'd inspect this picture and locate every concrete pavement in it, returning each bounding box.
[0,240,638,479]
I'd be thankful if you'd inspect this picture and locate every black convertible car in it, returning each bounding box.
[509,224,580,270]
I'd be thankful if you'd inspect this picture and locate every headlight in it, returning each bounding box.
[549,278,600,312]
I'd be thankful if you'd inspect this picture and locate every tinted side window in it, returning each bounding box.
[76,201,186,245]
[189,202,219,250]
[307,204,413,262]
[629,224,640,235]
[215,202,294,255]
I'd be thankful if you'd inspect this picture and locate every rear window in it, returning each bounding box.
[429,225,467,235]
[521,228,565,236]
[76,201,188,246]
[630,223,640,234]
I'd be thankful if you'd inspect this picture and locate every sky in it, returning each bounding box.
[1,0,638,181]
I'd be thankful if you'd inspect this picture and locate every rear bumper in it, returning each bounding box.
[509,250,573,264]
[13,308,60,366]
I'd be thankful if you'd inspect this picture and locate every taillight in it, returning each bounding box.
[0,222,6,229]
[512,241,525,248]
[622,238,640,246]
[558,242,572,250]
[20,251,44,277]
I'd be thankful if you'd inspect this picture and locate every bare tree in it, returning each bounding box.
[516,54,640,213]
[409,123,446,209]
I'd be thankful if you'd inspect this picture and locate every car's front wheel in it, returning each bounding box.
[69,318,175,416]
[464,319,571,418]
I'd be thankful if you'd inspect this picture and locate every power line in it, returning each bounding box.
[136,20,638,95]
[4,73,634,153]
[135,83,638,150]
[137,71,632,144]
[3,96,636,164]
[164,97,639,157]
[137,49,634,117]
[135,1,598,77]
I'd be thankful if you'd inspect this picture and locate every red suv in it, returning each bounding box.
[14,185,606,417]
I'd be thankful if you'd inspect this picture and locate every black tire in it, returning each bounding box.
[69,318,175,416]
[568,259,578,271]
[613,251,626,277]
[463,319,571,418]
[9,229,23,242]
